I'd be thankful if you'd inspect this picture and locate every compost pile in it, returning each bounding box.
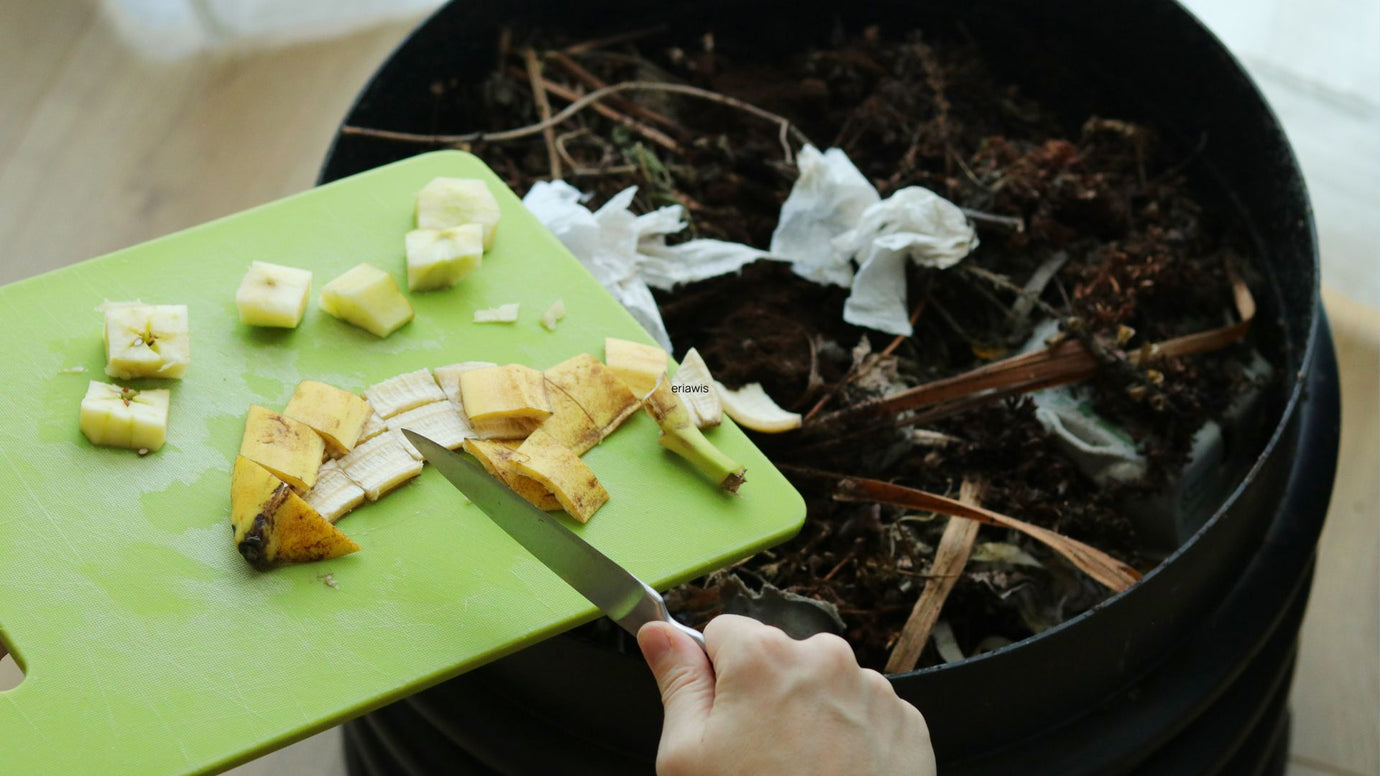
[393,24,1260,670]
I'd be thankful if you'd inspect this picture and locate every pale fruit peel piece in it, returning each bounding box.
[511,429,609,523]
[231,456,360,570]
[463,438,561,511]
[283,380,372,455]
[415,177,501,250]
[644,376,746,493]
[671,347,722,428]
[534,378,600,456]
[319,263,414,338]
[604,337,668,398]
[544,354,639,439]
[79,381,170,452]
[103,302,191,379]
[238,405,326,492]
[339,431,423,501]
[365,369,445,418]
[473,303,519,323]
[459,364,552,422]
[716,382,802,433]
[305,460,366,523]
[406,224,484,292]
[387,400,475,450]
[540,299,566,331]
[470,415,543,440]
[235,261,312,328]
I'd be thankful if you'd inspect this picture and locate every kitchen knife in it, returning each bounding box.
[403,429,707,649]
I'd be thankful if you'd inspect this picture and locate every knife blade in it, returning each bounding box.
[403,429,706,649]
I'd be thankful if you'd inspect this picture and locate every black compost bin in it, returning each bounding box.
[319,1,1342,773]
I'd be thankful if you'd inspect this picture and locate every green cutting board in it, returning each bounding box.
[0,151,805,775]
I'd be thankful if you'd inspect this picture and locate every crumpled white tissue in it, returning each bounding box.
[835,187,977,335]
[770,145,879,287]
[769,145,978,336]
[523,180,776,351]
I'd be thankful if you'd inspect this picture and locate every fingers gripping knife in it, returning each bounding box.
[404,430,707,649]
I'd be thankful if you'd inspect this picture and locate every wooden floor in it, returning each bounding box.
[0,3,1374,774]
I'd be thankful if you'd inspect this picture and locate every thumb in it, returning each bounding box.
[638,621,715,744]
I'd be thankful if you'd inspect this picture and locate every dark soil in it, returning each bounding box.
[455,25,1255,670]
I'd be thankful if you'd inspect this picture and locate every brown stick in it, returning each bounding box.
[341,81,811,162]
[561,24,669,55]
[811,276,1255,429]
[529,74,682,153]
[835,476,1142,592]
[545,50,684,133]
[522,49,562,179]
[885,478,985,673]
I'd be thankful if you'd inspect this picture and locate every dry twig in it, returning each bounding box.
[522,49,562,179]
[834,476,1141,592]
[885,478,985,673]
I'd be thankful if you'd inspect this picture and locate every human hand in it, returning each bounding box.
[637,614,936,776]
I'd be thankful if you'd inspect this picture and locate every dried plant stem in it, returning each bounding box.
[811,276,1254,429]
[835,476,1142,592]
[561,24,669,55]
[885,478,985,673]
[527,74,682,153]
[523,49,562,179]
[341,81,811,163]
[545,50,684,133]
[803,302,927,423]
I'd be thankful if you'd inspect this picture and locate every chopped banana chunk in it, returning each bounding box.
[511,429,609,523]
[236,261,312,329]
[319,263,414,338]
[415,177,501,249]
[103,302,191,379]
[79,381,170,452]
[357,411,388,445]
[365,369,445,418]
[338,431,423,501]
[406,224,483,292]
[305,460,366,523]
[540,299,566,331]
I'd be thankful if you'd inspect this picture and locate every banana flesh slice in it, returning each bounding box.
[305,459,366,523]
[387,400,475,451]
[357,411,388,446]
[339,430,423,501]
[365,369,445,418]
[716,382,802,433]
[671,348,722,429]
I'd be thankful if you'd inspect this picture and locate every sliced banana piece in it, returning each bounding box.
[387,400,475,451]
[365,369,445,418]
[672,348,722,429]
[305,460,367,523]
[357,411,389,446]
[339,430,423,500]
[715,382,802,433]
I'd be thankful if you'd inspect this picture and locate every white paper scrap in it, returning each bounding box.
[836,187,978,335]
[770,145,880,287]
[523,181,780,351]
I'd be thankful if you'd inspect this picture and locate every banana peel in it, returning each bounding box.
[643,376,746,493]
[459,364,553,422]
[231,455,360,570]
[283,380,373,455]
[604,337,668,398]
[239,405,326,492]
[544,354,639,439]
[534,378,601,455]
[463,438,561,511]
[510,429,609,523]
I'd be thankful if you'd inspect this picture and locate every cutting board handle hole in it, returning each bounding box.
[0,635,24,691]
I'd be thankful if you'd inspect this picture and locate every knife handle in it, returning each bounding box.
[667,617,707,651]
